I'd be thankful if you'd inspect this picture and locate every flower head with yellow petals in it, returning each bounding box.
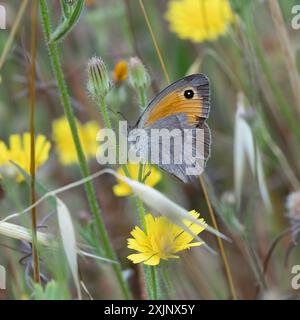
[52,116,100,165]
[165,0,235,43]
[127,210,207,266]
[113,163,161,196]
[0,133,51,182]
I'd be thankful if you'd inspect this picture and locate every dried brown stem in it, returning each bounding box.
[268,0,300,118]
[29,0,40,284]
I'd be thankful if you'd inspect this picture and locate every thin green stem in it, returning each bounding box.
[99,96,112,129]
[138,87,147,112]
[39,0,131,299]
[135,197,146,229]
[136,164,146,227]
[134,85,159,300]
[150,267,158,300]
[138,162,144,182]
[160,262,175,299]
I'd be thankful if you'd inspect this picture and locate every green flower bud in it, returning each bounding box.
[87,56,111,99]
[128,57,150,91]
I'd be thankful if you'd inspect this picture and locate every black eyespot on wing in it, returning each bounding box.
[184,89,194,99]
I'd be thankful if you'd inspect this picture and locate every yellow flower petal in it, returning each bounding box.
[130,226,148,243]
[127,211,207,266]
[52,116,100,165]
[165,0,235,43]
[143,254,160,266]
[113,163,161,197]
[127,253,150,264]
[0,142,9,164]
[9,134,21,151]
[113,184,132,197]
[83,121,100,157]
[0,133,51,182]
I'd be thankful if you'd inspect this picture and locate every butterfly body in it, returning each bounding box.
[128,74,211,183]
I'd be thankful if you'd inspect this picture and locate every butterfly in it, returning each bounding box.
[128,74,211,183]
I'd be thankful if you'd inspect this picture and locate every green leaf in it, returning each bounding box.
[34,281,68,300]
[49,0,85,44]
[60,0,72,19]
[56,197,81,300]
[256,146,273,214]
[234,94,255,210]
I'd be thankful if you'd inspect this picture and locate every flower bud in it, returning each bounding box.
[128,57,150,91]
[87,56,111,99]
[113,60,128,83]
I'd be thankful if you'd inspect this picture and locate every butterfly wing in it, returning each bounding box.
[134,74,211,183]
[137,74,210,128]
[146,113,210,183]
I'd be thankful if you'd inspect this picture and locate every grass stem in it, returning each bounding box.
[134,82,158,300]
[29,0,40,284]
[39,0,131,299]
[268,0,300,118]
[199,177,237,299]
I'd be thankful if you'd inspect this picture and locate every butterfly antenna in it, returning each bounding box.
[106,106,128,121]
[106,106,134,131]
[117,111,128,122]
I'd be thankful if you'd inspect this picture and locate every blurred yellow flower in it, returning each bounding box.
[113,60,128,82]
[127,210,207,266]
[86,0,96,7]
[165,0,235,43]
[113,163,161,196]
[52,116,100,165]
[0,133,51,182]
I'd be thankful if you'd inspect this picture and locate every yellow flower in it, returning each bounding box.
[52,116,100,165]
[86,0,96,7]
[113,60,128,82]
[113,163,161,196]
[0,133,51,182]
[165,0,235,43]
[127,210,207,266]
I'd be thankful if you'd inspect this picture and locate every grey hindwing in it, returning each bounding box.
[145,113,211,183]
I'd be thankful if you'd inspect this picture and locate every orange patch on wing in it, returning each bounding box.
[144,90,203,127]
